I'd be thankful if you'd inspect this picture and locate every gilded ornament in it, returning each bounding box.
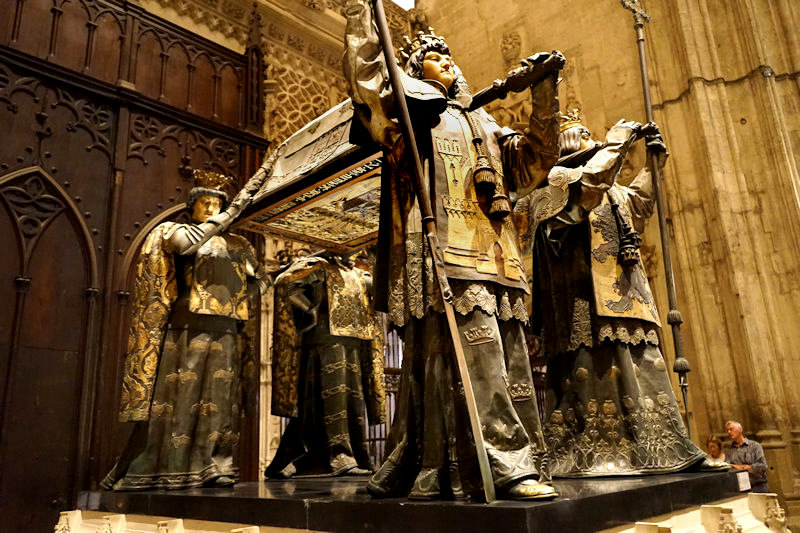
[508,383,533,401]
[213,368,235,382]
[464,325,496,345]
[170,434,191,448]
[575,367,589,382]
[191,401,219,416]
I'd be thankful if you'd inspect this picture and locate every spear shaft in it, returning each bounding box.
[370,0,496,502]
[622,0,692,437]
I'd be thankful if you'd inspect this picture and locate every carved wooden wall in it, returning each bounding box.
[0,1,265,530]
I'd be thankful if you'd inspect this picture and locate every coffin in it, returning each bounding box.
[237,99,382,254]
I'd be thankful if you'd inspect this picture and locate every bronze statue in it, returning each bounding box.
[103,170,267,490]
[267,252,386,478]
[343,0,563,500]
[517,111,707,476]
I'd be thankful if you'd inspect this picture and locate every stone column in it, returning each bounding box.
[644,0,800,516]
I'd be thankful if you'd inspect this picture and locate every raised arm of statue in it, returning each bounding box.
[343,0,400,148]
[163,198,247,256]
[621,167,654,230]
[498,71,561,196]
[618,129,667,229]
[560,119,639,213]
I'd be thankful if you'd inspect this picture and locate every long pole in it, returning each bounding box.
[370,0,496,502]
[621,0,692,437]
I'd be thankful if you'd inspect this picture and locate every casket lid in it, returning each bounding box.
[237,99,382,254]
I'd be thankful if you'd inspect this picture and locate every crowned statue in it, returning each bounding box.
[517,110,708,476]
[103,169,268,490]
[343,0,565,500]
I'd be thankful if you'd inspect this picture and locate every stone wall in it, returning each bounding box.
[417,0,800,514]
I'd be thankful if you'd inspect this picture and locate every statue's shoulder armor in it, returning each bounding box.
[402,74,448,119]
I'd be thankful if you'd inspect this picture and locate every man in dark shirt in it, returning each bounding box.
[725,420,769,492]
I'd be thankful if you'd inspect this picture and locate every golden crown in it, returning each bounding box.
[398,28,449,64]
[192,169,235,195]
[559,108,584,133]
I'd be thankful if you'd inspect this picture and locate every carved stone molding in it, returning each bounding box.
[700,506,743,533]
[263,43,349,145]
[500,31,521,68]
[143,0,249,48]
[749,493,791,532]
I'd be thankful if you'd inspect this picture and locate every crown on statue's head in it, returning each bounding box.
[398,28,449,64]
[192,169,234,193]
[559,108,584,133]
[187,168,236,208]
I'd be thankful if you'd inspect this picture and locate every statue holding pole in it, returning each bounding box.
[517,111,709,476]
[343,0,564,501]
[619,0,693,431]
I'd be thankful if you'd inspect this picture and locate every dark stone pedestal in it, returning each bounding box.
[84,471,741,533]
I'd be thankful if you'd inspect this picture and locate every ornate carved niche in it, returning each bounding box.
[559,57,584,117]
[500,30,521,68]
[0,173,65,267]
[0,60,113,251]
[485,92,532,132]
[408,8,429,34]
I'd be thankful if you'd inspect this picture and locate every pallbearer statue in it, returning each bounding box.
[104,170,268,490]
[267,252,386,478]
[343,0,563,499]
[518,111,707,476]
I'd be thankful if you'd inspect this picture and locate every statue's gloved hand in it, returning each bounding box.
[635,121,660,140]
[645,130,669,168]
[503,50,565,94]
[229,187,253,213]
[605,118,642,143]
[520,50,565,73]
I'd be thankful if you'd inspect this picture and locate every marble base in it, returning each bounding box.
[82,471,741,533]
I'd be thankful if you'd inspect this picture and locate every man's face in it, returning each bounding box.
[422,51,455,92]
[192,194,222,222]
[726,423,742,441]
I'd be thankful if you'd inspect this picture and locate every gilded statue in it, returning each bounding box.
[517,110,708,476]
[266,251,386,478]
[103,170,267,490]
[343,0,563,499]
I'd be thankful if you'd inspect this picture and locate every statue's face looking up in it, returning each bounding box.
[192,194,222,222]
[558,125,596,156]
[422,51,455,91]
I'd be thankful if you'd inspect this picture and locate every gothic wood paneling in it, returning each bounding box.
[0,167,99,532]
[0,0,266,526]
[2,0,249,128]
